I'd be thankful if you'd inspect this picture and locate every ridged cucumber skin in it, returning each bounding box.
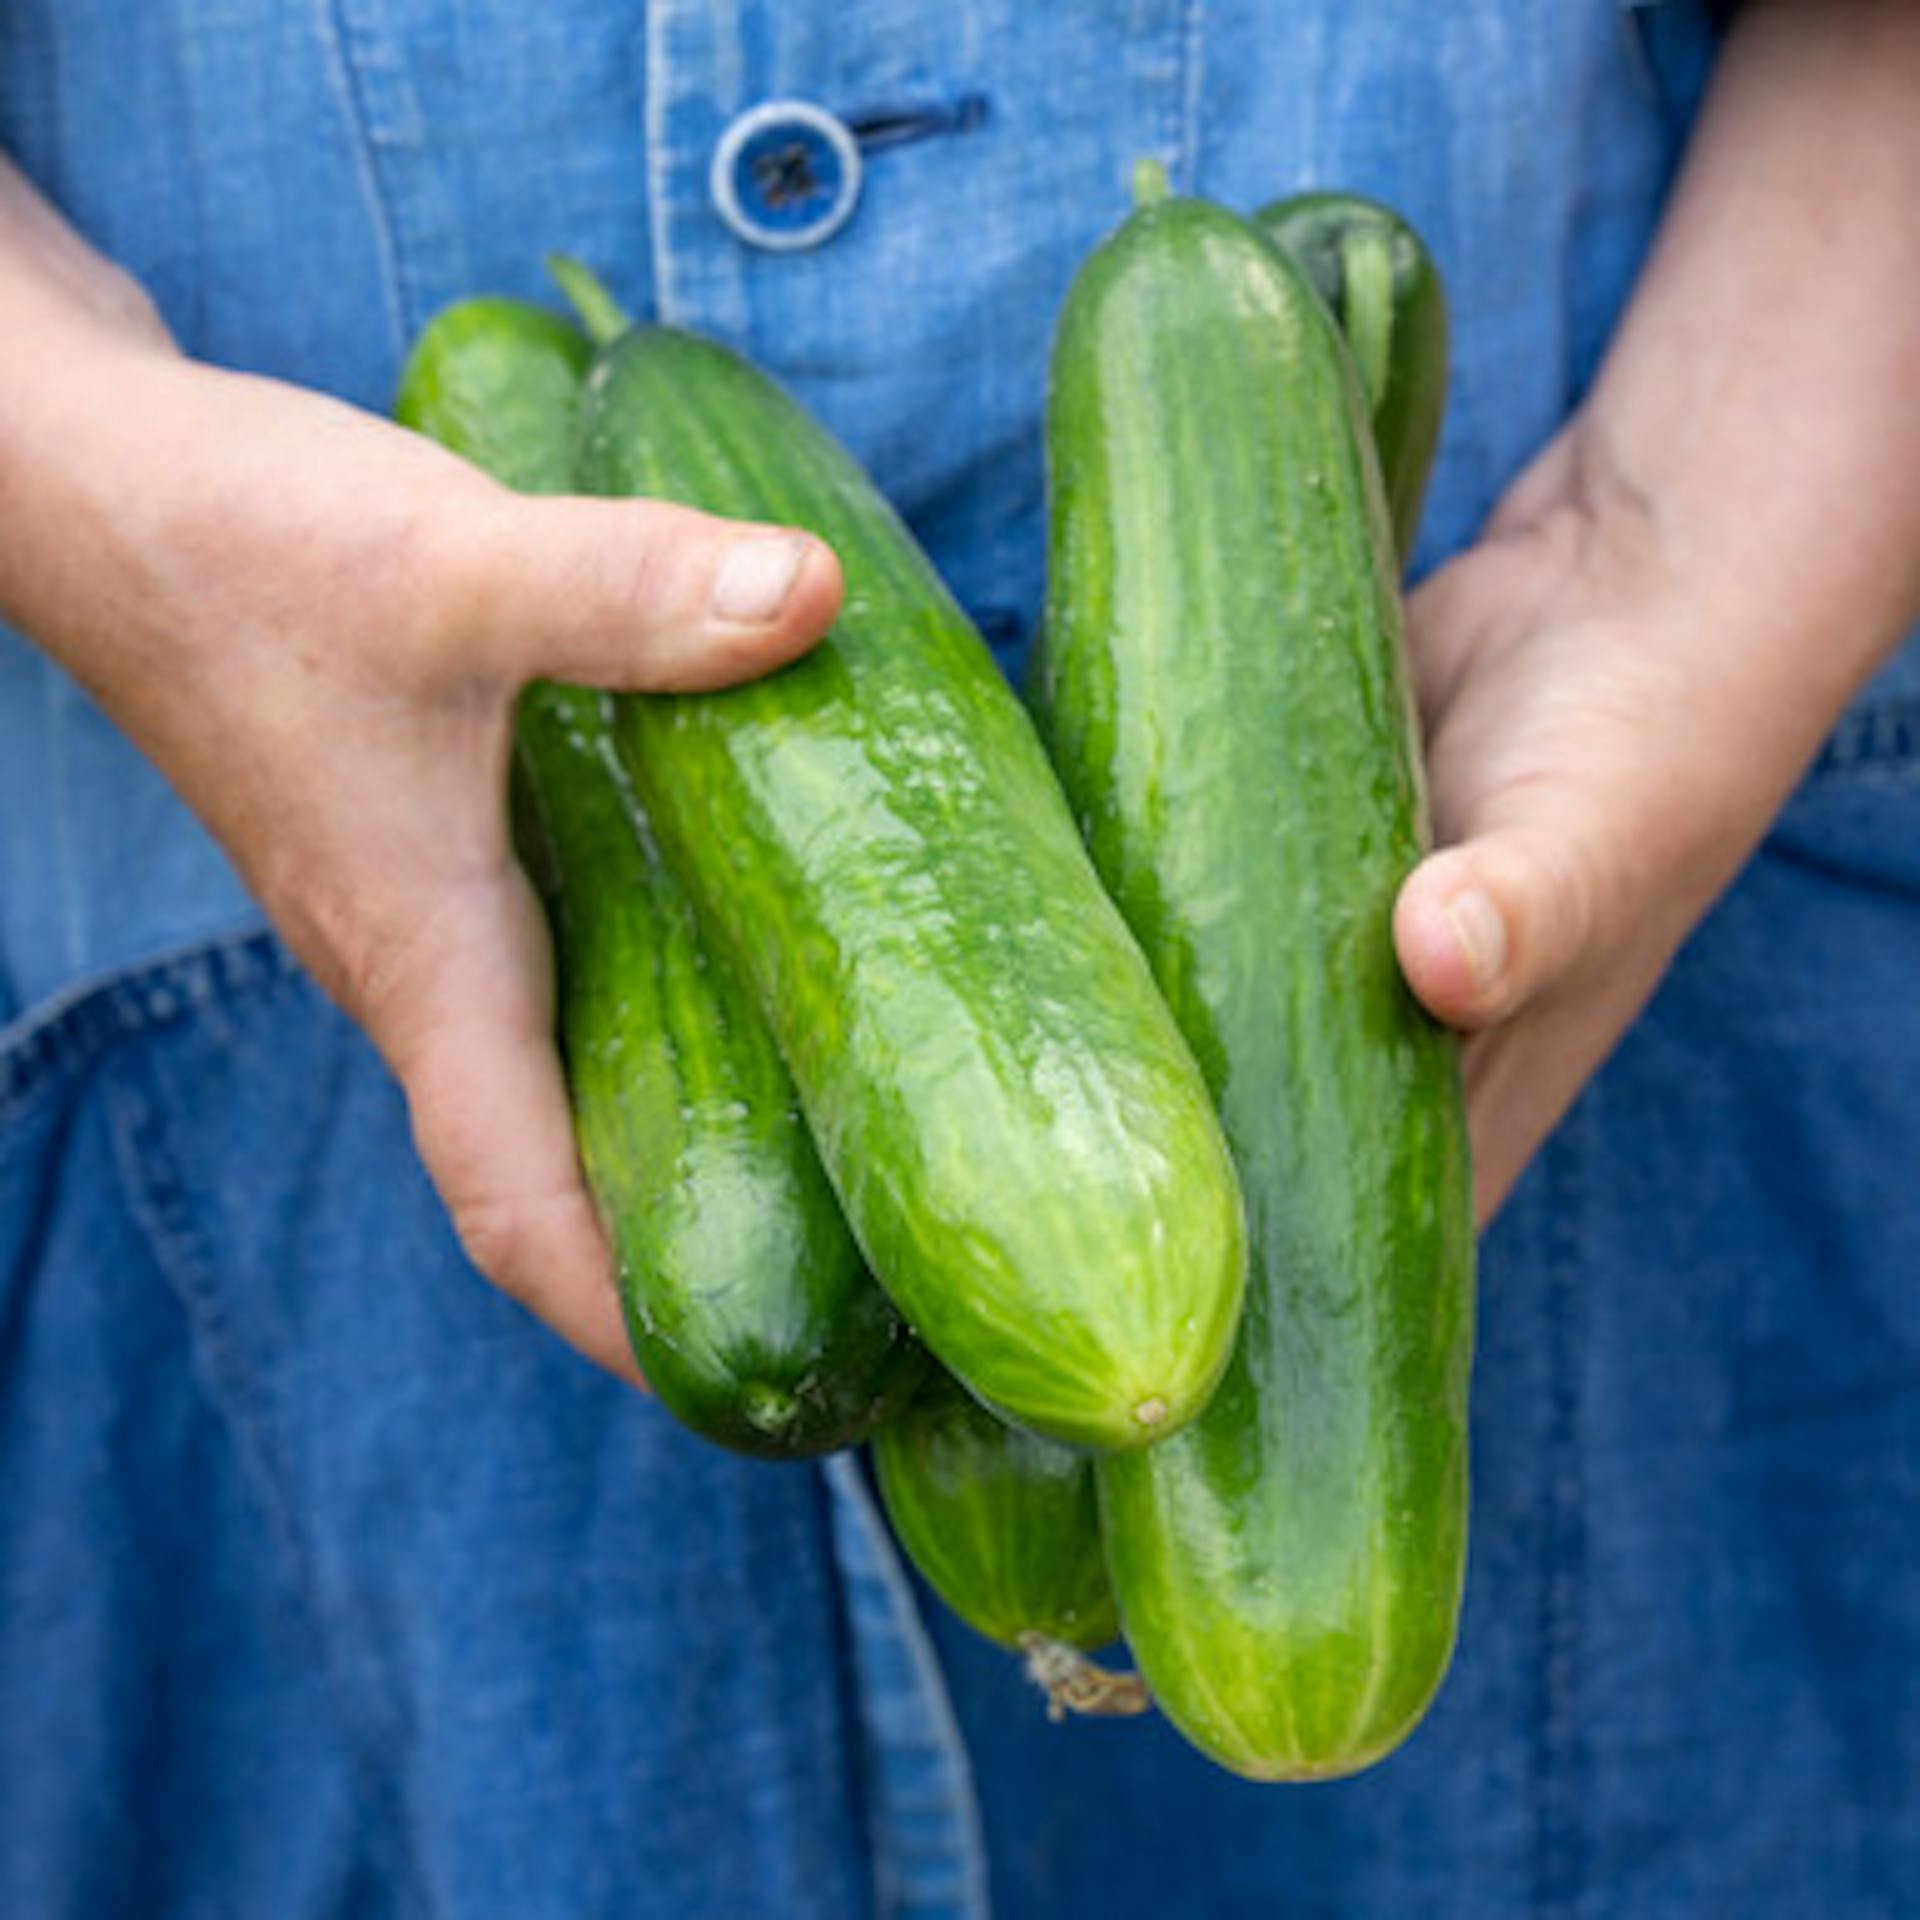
[396,299,922,1458]
[1254,192,1449,566]
[873,1369,1117,1652]
[580,326,1247,1455]
[1037,194,1475,1778]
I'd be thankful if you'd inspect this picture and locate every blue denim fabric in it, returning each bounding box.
[3,2,1918,1916]
[0,941,900,1918]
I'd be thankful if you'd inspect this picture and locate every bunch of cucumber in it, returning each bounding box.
[394,171,1471,1782]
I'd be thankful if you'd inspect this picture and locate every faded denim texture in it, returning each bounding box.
[2,2,1917,1915]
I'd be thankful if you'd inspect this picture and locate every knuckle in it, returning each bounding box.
[1476,847,1571,1008]
[578,501,757,689]
[1529,831,1598,961]
[598,502,706,641]
[494,497,701,688]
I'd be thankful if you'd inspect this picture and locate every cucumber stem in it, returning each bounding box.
[1019,1634,1153,1722]
[546,253,633,348]
[1335,224,1397,419]
[1132,157,1174,209]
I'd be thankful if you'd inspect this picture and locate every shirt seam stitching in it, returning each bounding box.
[312,0,413,357]
[0,929,287,1130]
[1179,0,1206,189]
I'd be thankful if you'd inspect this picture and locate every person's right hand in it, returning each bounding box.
[1,184,842,1378]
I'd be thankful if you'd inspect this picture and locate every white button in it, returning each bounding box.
[710,99,864,252]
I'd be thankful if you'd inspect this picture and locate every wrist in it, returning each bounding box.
[1536,0,1920,726]
[0,343,217,682]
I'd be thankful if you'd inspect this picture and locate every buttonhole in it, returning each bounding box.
[845,92,991,154]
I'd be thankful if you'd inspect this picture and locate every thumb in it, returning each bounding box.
[457,492,844,694]
[1394,820,1604,1031]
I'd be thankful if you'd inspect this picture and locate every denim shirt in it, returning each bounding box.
[4,6,1919,1917]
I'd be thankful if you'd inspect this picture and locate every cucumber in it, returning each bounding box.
[1255,191,1449,564]
[1037,168,1474,1779]
[396,295,921,1457]
[874,1369,1148,1719]
[394,297,590,496]
[574,318,1247,1454]
[873,1365,1115,1651]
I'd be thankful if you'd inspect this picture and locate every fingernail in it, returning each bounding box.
[710,535,808,625]
[1445,889,1507,997]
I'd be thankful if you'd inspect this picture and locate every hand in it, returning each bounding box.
[3,323,841,1380]
[1392,436,1786,1223]
[1392,0,1920,1224]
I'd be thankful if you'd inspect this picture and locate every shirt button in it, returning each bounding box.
[710,99,864,252]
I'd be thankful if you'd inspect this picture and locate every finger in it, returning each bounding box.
[1458,1017,1589,1226]
[1394,823,1598,1031]
[371,866,643,1385]
[1402,531,1568,730]
[1457,928,1674,1227]
[455,492,843,694]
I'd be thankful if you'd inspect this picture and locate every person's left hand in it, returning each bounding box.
[1390,0,1920,1224]
[1392,431,1840,1223]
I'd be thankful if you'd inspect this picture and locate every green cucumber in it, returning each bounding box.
[396,295,921,1457]
[573,317,1247,1454]
[1255,191,1449,564]
[874,1368,1114,1649]
[393,297,590,496]
[1038,167,1474,1779]
[874,1369,1147,1719]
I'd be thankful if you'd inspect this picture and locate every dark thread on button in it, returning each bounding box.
[845,92,991,154]
[754,141,823,209]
